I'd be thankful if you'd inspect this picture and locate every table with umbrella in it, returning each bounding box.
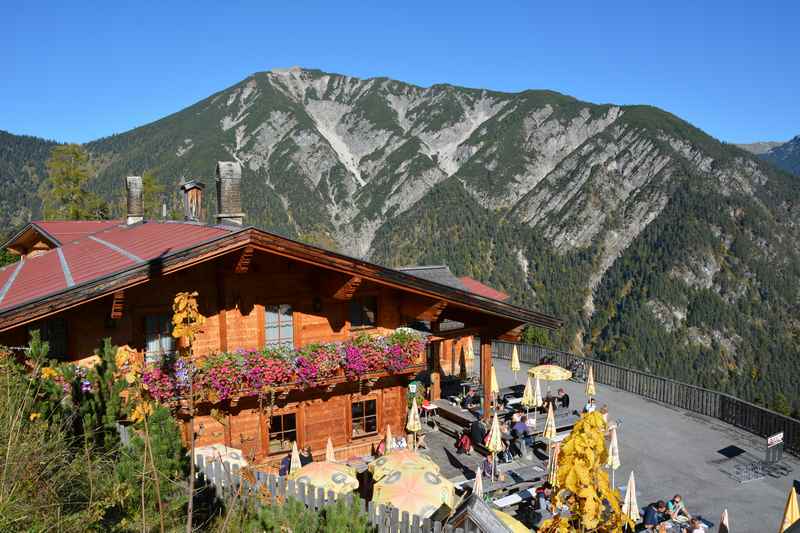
[372,467,455,520]
[287,461,360,495]
[368,449,440,481]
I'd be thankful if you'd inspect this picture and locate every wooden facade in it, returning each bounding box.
[0,219,561,465]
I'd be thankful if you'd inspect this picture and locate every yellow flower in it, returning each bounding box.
[41,367,57,379]
[130,401,153,423]
[29,412,41,421]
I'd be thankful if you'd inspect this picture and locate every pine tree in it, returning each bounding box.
[39,144,108,220]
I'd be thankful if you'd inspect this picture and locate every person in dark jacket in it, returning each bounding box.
[470,418,486,448]
[299,445,313,466]
[557,388,570,409]
[278,452,292,476]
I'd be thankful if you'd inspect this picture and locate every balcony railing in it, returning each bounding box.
[490,340,800,457]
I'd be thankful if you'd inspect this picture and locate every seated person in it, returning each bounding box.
[511,409,523,423]
[461,388,478,409]
[557,388,570,409]
[532,482,555,528]
[643,500,668,529]
[512,415,528,438]
[481,454,503,479]
[455,429,472,455]
[688,517,705,533]
[583,398,597,413]
[299,445,313,466]
[470,418,487,449]
[278,451,292,476]
[667,494,691,521]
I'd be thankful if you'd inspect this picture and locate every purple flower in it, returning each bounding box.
[80,379,92,393]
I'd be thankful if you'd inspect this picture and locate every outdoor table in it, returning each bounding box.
[492,488,534,508]
[421,403,439,428]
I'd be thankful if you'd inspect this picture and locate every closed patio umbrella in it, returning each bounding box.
[585,365,596,397]
[486,413,504,481]
[290,441,302,473]
[521,376,535,424]
[542,403,556,440]
[510,346,521,384]
[406,397,422,450]
[385,424,394,453]
[372,469,455,519]
[781,487,800,532]
[719,509,730,533]
[531,376,544,429]
[472,465,483,498]
[325,436,335,462]
[490,365,500,410]
[548,442,560,485]
[288,461,359,495]
[464,340,475,376]
[606,426,620,488]
[621,471,640,525]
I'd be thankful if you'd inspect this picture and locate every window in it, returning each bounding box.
[269,413,297,453]
[265,304,294,348]
[29,318,68,359]
[145,314,175,364]
[348,296,377,328]
[351,399,377,437]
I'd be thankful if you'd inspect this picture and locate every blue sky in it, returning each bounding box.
[2,1,798,144]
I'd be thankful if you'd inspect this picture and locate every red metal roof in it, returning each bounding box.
[458,277,509,301]
[33,220,123,244]
[0,221,233,313]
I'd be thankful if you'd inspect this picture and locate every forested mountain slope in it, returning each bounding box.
[1,68,798,413]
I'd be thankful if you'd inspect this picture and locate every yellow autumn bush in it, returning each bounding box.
[540,412,633,533]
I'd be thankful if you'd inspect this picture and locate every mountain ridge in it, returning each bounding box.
[1,67,798,414]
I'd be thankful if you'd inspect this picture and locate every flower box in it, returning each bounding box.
[142,331,427,407]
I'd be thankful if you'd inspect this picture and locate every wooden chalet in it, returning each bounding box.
[0,162,561,464]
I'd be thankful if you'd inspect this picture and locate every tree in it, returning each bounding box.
[540,412,632,533]
[142,170,165,219]
[39,144,108,220]
[522,325,552,348]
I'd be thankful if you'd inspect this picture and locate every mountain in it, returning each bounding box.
[760,135,800,176]
[735,141,784,155]
[0,130,57,230]
[1,67,799,414]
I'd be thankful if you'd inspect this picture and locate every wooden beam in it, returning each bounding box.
[497,325,525,342]
[234,246,254,274]
[480,335,493,418]
[325,274,363,301]
[110,290,125,319]
[426,326,483,342]
[400,295,448,322]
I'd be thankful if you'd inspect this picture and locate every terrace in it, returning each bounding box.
[411,348,799,531]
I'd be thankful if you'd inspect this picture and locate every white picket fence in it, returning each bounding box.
[194,454,468,533]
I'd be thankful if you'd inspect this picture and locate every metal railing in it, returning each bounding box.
[490,340,800,457]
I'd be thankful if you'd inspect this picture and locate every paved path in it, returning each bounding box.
[491,356,798,532]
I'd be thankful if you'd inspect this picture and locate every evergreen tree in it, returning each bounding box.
[142,170,165,219]
[39,144,108,220]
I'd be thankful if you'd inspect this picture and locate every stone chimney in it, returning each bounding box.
[215,162,245,225]
[125,176,144,225]
[180,179,206,222]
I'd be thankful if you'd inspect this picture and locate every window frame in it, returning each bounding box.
[348,295,378,329]
[268,411,298,455]
[144,313,175,364]
[350,397,378,439]
[263,303,295,349]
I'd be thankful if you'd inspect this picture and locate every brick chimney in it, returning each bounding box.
[125,176,144,225]
[180,179,206,222]
[215,162,245,225]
